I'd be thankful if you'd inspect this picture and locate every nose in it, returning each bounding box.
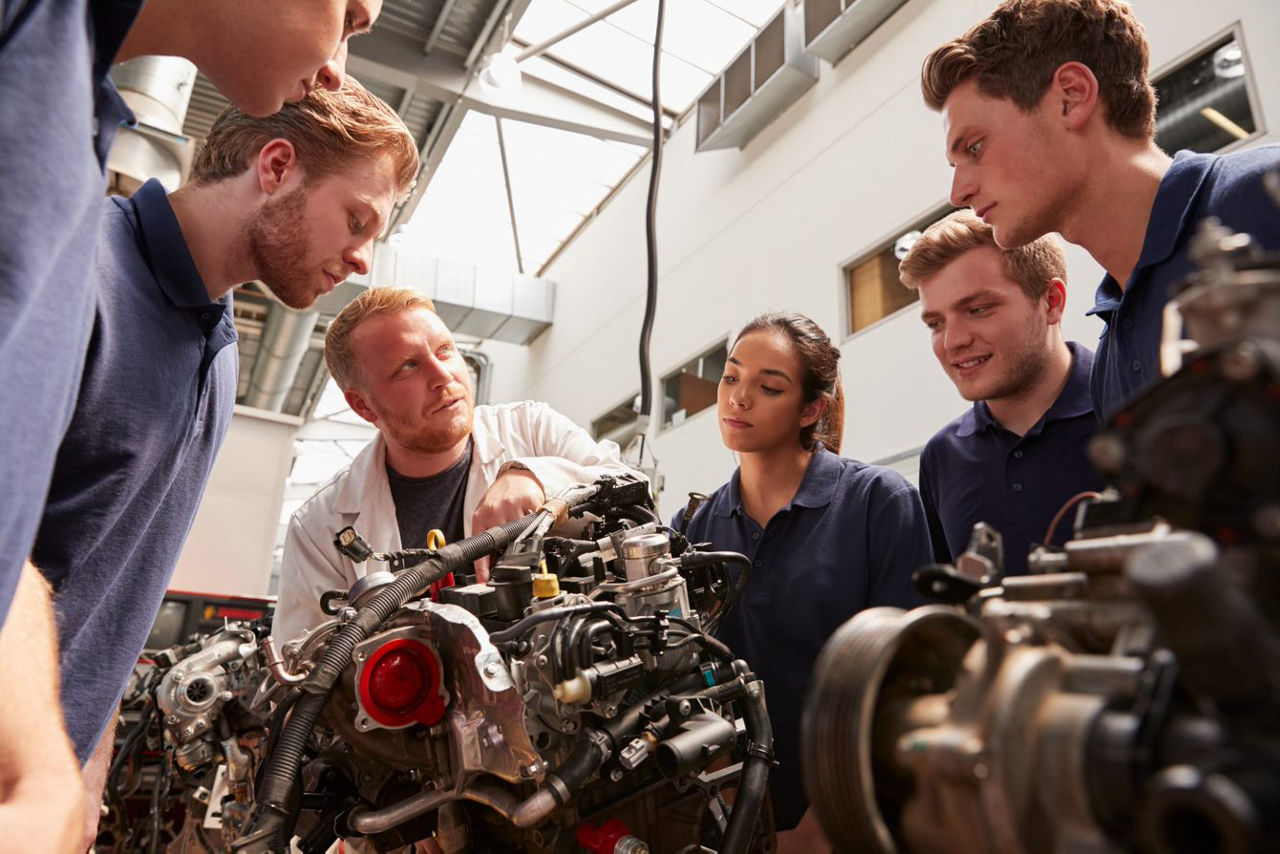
[344,241,372,277]
[728,383,750,409]
[423,353,454,388]
[315,42,348,92]
[943,319,973,353]
[950,165,975,208]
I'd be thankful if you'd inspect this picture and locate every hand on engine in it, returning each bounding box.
[471,468,545,581]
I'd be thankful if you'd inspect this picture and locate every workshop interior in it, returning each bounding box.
[7,0,1279,852]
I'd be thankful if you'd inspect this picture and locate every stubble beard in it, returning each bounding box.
[246,188,321,310]
[969,319,1054,403]
[388,391,476,457]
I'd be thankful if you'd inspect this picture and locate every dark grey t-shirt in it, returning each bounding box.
[387,439,473,548]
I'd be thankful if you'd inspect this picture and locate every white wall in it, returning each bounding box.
[478,0,1280,520]
[171,407,298,597]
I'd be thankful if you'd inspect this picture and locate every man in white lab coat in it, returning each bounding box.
[274,286,637,642]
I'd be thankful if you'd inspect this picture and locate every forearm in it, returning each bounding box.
[0,562,79,784]
[0,562,83,853]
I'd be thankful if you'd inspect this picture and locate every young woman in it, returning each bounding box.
[678,312,932,847]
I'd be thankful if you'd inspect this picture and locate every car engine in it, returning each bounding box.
[98,620,272,852]
[801,171,1280,854]
[231,473,773,854]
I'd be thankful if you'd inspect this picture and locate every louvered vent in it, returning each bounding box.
[695,4,818,152]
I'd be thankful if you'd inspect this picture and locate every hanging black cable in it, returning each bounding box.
[636,0,667,463]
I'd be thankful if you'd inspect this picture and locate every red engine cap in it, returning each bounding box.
[357,637,447,729]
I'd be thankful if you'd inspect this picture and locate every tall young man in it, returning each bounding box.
[31,80,417,843]
[275,288,640,644]
[921,0,1280,419]
[0,4,381,844]
[901,210,1105,576]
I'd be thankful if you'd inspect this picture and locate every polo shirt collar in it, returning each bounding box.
[713,445,840,517]
[954,342,1095,438]
[130,179,215,309]
[1087,150,1217,320]
[1039,341,1095,424]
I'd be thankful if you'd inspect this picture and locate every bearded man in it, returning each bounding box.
[899,209,1105,576]
[29,79,417,834]
[273,287,639,643]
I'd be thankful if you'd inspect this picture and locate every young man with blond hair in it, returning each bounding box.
[921,0,1280,419]
[30,79,417,843]
[274,287,639,644]
[901,209,1104,576]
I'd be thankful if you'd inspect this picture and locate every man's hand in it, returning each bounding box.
[470,468,545,582]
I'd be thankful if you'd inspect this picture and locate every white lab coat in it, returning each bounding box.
[273,400,636,642]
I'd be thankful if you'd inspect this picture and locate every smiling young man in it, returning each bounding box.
[274,288,641,644]
[28,80,416,844]
[921,0,1280,420]
[0,2,381,845]
[901,210,1105,576]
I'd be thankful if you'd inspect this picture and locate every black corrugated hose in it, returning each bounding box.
[232,509,558,853]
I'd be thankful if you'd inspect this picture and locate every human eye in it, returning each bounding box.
[761,386,783,396]
[925,318,943,330]
[967,139,983,158]
[969,304,992,317]
[720,374,737,384]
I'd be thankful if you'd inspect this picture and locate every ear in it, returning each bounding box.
[1043,278,1067,325]
[799,396,827,430]
[256,138,301,196]
[1049,62,1100,132]
[344,387,379,425]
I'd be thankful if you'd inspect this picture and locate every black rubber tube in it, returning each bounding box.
[236,512,552,851]
[721,678,773,854]
[680,551,751,634]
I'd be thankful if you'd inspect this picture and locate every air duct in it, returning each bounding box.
[107,56,198,193]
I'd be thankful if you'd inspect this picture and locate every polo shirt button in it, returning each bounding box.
[1012,483,1023,492]
[1122,318,1133,330]
[1013,450,1024,459]
[753,559,762,567]
[751,532,760,540]
[1131,360,1142,372]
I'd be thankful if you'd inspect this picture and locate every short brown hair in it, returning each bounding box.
[899,209,1067,300]
[325,287,437,390]
[191,78,419,192]
[921,0,1156,139]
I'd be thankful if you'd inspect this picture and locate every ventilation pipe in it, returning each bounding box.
[106,56,198,193]
[243,306,322,414]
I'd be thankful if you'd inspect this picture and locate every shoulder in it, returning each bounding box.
[291,461,356,527]
[681,478,736,534]
[828,454,919,507]
[1198,145,1280,240]
[473,400,551,428]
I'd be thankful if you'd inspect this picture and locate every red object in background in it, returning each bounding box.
[428,573,455,600]
[577,818,639,854]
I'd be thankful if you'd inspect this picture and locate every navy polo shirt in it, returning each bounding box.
[679,448,931,830]
[33,179,238,761]
[0,0,140,624]
[1089,144,1280,419]
[919,343,1105,577]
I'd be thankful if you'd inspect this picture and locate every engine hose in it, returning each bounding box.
[720,677,772,854]
[681,551,751,633]
[236,511,552,852]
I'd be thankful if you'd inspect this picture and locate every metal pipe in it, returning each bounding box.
[261,636,306,686]
[243,304,320,412]
[514,0,643,63]
[347,783,528,834]
[494,116,525,274]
